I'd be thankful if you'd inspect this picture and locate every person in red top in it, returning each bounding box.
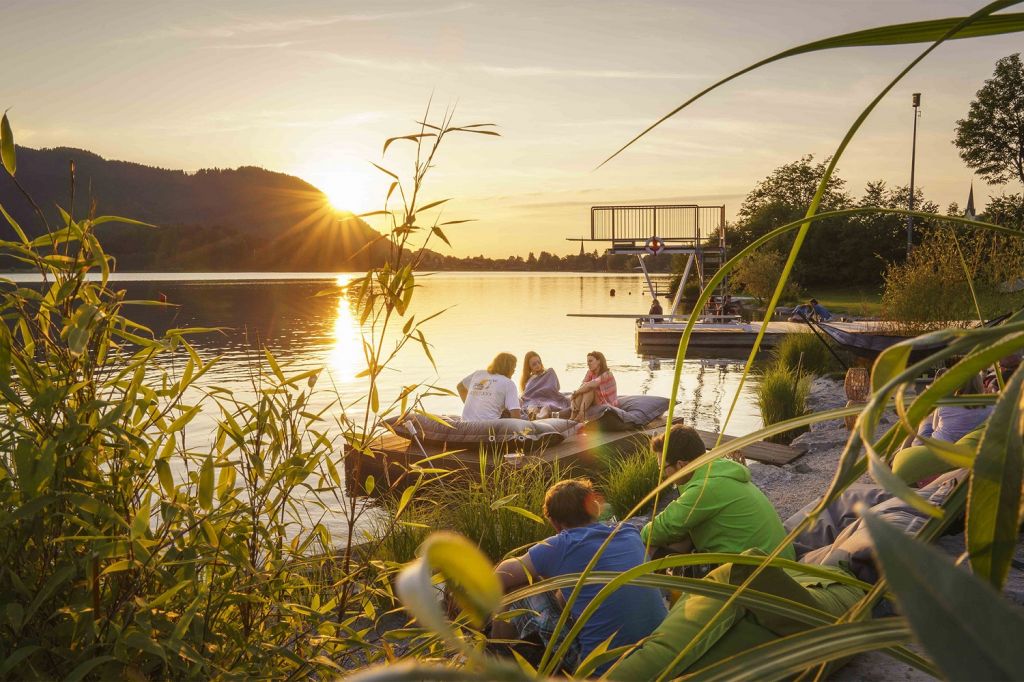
[569,350,618,422]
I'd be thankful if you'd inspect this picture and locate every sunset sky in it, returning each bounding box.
[5,0,1023,257]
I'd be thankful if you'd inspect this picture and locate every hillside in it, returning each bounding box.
[0,146,392,271]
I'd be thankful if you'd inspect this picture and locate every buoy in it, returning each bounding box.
[610,288,616,297]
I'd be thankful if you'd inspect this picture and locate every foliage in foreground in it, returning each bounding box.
[770,329,843,377]
[0,109,499,677]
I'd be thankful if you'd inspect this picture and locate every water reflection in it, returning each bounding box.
[329,274,362,383]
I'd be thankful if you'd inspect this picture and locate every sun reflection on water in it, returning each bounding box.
[328,274,364,384]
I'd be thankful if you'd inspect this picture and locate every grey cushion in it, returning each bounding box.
[386,414,574,451]
[584,395,671,432]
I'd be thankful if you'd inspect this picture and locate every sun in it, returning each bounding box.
[299,163,380,215]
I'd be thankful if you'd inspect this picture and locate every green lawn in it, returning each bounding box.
[812,286,884,316]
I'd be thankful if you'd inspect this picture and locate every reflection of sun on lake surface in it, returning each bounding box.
[328,274,363,383]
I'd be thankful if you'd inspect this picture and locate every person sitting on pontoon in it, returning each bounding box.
[788,298,832,323]
[648,297,664,320]
[457,352,521,420]
[520,351,570,419]
[569,351,618,422]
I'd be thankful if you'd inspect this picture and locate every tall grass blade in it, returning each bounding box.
[684,620,912,682]
[600,6,1024,166]
[967,366,1024,589]
[1,111,15,176]
[863,507,1024,681]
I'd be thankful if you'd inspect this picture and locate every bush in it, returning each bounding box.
[771,331,842,376]
[598,447,661,519]
[378,459,562,563]
[755,365,811,443]
[882,227,1024,334]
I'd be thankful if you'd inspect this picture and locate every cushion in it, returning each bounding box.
[584,395,671,432]
[386,414,579,451]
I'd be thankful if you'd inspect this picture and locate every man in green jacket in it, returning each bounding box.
[641,424,795,560]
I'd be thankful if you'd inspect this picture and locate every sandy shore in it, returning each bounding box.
[748,377,1024,680]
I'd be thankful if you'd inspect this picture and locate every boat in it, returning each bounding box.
[813,312,1013,362]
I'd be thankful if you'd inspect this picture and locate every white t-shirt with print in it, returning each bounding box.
[460,370,520,421]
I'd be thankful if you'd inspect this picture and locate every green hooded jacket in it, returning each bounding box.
[640,459,795,560]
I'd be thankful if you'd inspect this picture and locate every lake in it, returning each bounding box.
[48,271,764,434]
[8,271,765,536]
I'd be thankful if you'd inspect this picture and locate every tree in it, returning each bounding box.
[730,250,802,303]
[953,53,1024,186]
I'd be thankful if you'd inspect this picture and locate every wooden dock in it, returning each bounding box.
[344,418,805,497]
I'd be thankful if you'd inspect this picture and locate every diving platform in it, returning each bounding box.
[569,203,728,319]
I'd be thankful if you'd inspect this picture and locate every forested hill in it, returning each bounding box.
[0,146,393,271]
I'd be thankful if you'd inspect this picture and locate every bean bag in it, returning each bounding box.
[891,426,984,485]
[584,395,670,432]
[385,414,580,451]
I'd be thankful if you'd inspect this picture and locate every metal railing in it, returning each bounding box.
[590,204,725,247]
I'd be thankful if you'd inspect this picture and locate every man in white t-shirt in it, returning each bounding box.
[458,352,522,420]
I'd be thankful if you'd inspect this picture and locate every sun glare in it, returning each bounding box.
[301,164,379,215]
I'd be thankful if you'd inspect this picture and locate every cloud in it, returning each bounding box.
[205,41,299,50]
[125,3,476,42]
[297,50,443,73]
[473,64,700,80]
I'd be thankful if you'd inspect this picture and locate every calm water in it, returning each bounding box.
[64,272,763,436]
[9,272,764,537]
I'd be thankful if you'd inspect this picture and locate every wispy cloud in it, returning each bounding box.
[473,64,700,80]
[204,41,299,50]
[125,3,476,42]
[298,50,443,73]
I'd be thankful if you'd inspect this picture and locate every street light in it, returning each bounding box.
[906,92,921,256]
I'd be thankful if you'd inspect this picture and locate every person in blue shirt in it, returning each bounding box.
[809,298,832,321]
[788,298,832,322]
[492,478,667,672]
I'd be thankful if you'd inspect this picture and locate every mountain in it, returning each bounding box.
[0,146,392,271]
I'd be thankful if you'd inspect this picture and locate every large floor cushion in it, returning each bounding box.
[891,426,984,485]
[584,395,670,432]
[386,414,580,451]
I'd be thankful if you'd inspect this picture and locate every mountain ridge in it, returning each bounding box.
[0,145,391,271]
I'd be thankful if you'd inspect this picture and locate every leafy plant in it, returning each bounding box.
[598,447,661,519]
[729,249,802,303]
[755,364,812,443]
[0,107,500,677]
[770,330,843,376]
[881,225,1024,334]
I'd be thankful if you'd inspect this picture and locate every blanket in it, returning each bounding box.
[521,368,570,412]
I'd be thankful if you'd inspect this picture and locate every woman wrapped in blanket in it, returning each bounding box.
[519,351,571,420]
[569,350,618,423]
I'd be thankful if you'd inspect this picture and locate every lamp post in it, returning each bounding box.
[906,92,921,256]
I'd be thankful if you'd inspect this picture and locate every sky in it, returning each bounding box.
[3,0,1023,258]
